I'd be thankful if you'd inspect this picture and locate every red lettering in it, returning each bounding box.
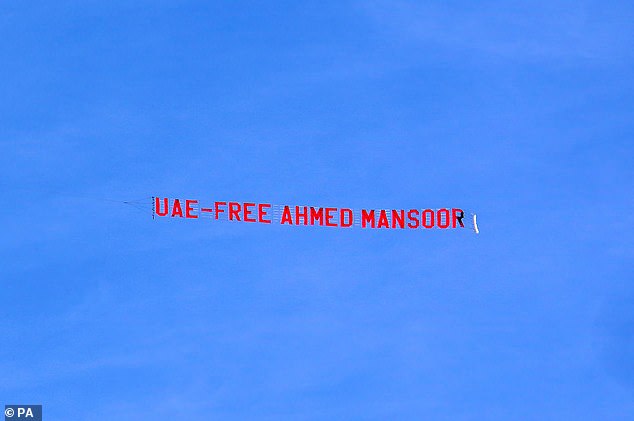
[281,206,293,225]
[171,199,183,217]
[185,200,198,219]
[407,209,420,229]
[452,208,465,228]
[152,200,469,232]
[422,209,434,228]
[325,208,337,227]
[258,203,271,224]
[214,201,226,220]
[341,208,353,227]
[310,207,324,226]
[378,210,390,228]
[155,197,168,217]
[243,202,256,222]
[295,206,309,225]
[437,208,450,228]
[228,202,241,221]
[391,209,405,229]
[361,209,375,228]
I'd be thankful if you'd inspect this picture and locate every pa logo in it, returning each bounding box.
[4,405,42,421]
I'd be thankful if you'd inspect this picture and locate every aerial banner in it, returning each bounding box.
[149,196,479,233]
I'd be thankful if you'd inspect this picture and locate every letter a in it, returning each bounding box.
[171,199,184,217]
[281,206,293,225]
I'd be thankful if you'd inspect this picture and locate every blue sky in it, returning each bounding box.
[1,1,633,420]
